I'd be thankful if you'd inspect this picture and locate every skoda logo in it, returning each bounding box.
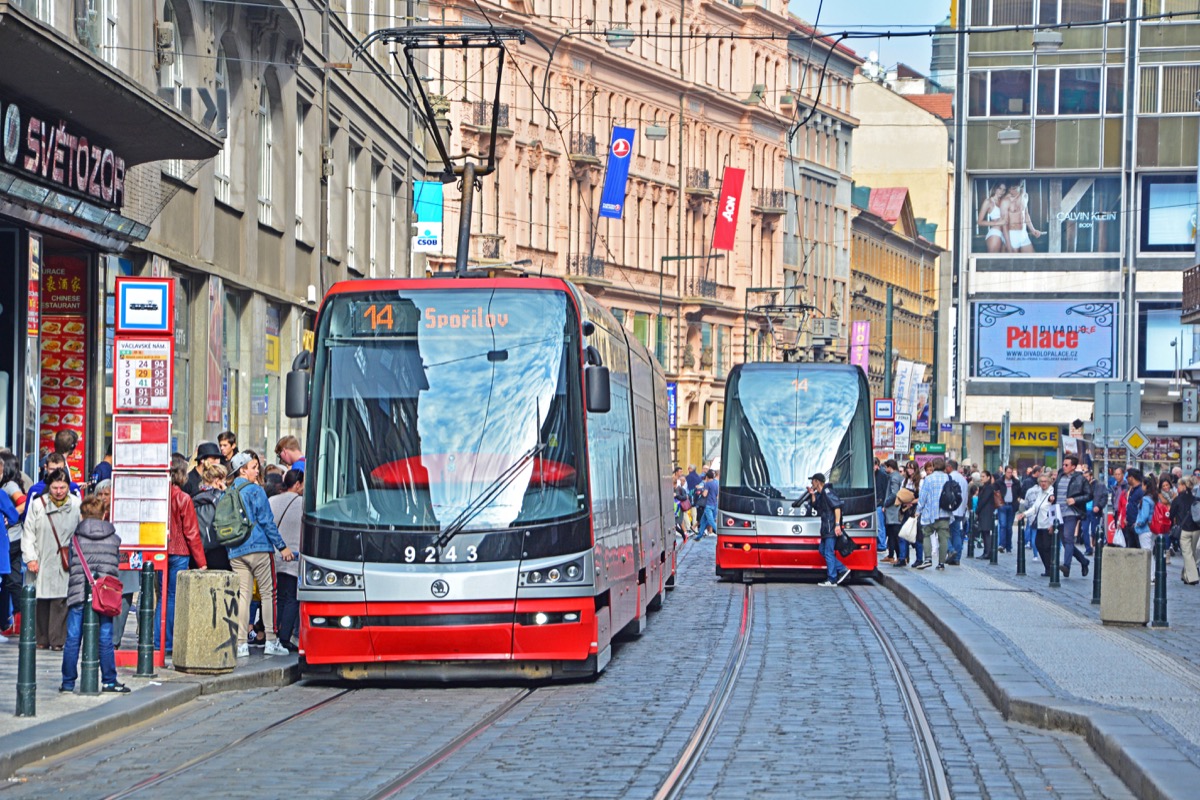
[431,580,450,598]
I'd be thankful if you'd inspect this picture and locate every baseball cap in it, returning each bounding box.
[808,472,826,484]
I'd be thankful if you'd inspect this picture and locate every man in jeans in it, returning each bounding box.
[916,457,952,570]
[1054,454,1091,578]
[810,473,851,587]
[945,459,969,565]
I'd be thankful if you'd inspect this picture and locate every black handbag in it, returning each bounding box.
[835,529,855,558]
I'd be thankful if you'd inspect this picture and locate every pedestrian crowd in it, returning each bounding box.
[0,430,307,696]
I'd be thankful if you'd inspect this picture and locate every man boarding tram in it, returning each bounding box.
[811,473,851,587]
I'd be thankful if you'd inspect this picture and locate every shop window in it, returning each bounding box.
[214,47,232,205]
[258,84,274,226]
[222,290,242,436]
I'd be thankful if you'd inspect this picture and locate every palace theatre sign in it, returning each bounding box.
[2,94,126,209]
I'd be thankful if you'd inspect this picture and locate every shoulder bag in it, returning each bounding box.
[42,496,71,573]
[73,536,123,616]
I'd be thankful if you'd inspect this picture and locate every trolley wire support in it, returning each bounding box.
[653,583,754,800]
[16,582,36,717]
[354,25,527,277]
[848,587,952,800]
[1091,536,1104,605]
[1152,534,1169,628]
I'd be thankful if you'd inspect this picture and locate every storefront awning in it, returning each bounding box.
[0,5,223,165]
[0,170,150,250]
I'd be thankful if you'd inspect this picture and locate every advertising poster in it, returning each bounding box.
[914,382,931,433]
[1138,302,1200,378]
[850,321,871,374]
[972,300,1118,379]
[970,176,1120,255]
[1140,176,1196,252]
[711,167,746,251]
[598,126,635,220]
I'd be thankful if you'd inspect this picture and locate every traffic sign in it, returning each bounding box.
[1121,426,1149,456]
[873,421,895,449]
[874,398,895,420]
[894,413,912,453]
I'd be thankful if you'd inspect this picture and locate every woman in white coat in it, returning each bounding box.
[21,469,81,650]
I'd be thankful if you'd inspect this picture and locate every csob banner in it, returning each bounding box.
[412,181,444,253]
[711,167,746,251]
[598,126,636,219]
[972,300,1118,380]
[849,321,870,374]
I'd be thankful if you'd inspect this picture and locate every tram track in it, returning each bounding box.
[99,688,357,800]
[847,584,953,800]
[652,582,754,800]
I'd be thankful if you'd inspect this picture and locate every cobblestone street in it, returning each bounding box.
[3,541,1137,799]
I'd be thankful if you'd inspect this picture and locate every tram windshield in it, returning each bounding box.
[307,288,586,531]
[722,365,872,501]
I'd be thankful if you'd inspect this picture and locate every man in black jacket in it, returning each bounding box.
[811,473,851,587]
[183,442,222,497]
[1054,455,1092,577]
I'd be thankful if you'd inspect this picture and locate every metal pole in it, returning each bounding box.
[318,0,331,295]
[16,583,36,716]
[136,562,157,678]
[1050,520,1061,587]
[1152,534,1169,627]
[80,583,99,695]
[883,285,894,399]
[1091,535,1103,605]
[1016,526,1026,576]
[967,510,976,559]
[455,161,477,276]
[930,307,940,444]
[989,523,999,565]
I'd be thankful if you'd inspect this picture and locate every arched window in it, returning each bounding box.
[258,83,273,225]
[214,46,231,204]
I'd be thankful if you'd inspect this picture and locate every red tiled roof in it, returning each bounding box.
[790,18,863,62]
[904,93,954,120]
[868,188,908,225]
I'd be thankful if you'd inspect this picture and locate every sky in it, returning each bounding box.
[788,0,952,75]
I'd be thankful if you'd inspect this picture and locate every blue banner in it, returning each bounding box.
[666,381,677,429]
[598,126,635,219]
[413,181,444,253]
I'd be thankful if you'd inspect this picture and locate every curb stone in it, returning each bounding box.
[878,571,1200,800]
[0,655,299,780]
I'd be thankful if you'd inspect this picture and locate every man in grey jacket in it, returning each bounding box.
[881,460,904,563]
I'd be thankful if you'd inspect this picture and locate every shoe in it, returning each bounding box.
[946,556,960,566]
[101,683,131,694]
[264,639,290,657]
[882,557,896,564]
[817,580,836,587]
[836,569,852,586]
[49,645,63,651]
[936,564,945,571]
[1082,562,1090,577]
[59,684,74,693]
[1085,550,1095,556]
[892,561,907,568]
[916,561,932,570]
[1187,580,1200,586]
[237,643,250,658]
[1060,565,1070,578]
[0,634,7,644]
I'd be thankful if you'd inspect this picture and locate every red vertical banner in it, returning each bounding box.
[711,167,746,252]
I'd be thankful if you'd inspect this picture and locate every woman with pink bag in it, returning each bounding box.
[60,494,127,694]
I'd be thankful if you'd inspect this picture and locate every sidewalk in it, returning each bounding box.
[880,551,1200,800]
[0,634,298,778]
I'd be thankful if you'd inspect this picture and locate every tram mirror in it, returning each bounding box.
[585,345,603,367]
[585,365,611,413]
[285,369,311,418]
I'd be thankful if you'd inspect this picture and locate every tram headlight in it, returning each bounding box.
[521,560,586,585]
[339,616,354,628]
[342,573,356,587]
[305,566,362,589]
[565,564,581,581]
[324,572,339,586]
[547,568,561,583]
[529,571,543,584]
[308,568,324,584]
[534,612,549,625]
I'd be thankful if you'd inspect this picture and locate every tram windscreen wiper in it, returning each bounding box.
[434,441,547,549]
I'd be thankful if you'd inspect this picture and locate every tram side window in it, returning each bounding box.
[587,378,637,534]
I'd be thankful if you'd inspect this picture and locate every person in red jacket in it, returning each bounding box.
[158,455,208,654]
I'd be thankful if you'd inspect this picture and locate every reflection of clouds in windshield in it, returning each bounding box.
[737,370,858,493]
[412,291,566,528]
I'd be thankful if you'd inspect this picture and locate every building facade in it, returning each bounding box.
[849,187,942,426]
[951,1,1197,473]
[1,0,425,474]
[424,0,860,466]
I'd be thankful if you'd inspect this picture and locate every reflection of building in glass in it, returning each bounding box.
[950,3,1200,473]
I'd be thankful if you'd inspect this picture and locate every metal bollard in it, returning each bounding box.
[967,517,976,559]
[136,562,157,677]
[1050,522,1061,588]
[16,583,36,717]
[1152,534,1169,628]
[989,528,999,565]
[80,583,100,695]
[1091,536,1103,605]
[1016,526,1026,576]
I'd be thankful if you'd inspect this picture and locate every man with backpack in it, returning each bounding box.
[915,457,954,570]
[945,459,969,565]
[221,452,294,658]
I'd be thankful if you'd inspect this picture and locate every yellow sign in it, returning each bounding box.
[302,329,314,352]
[984,425,1060,447]
[265,334,280,372]
[1122,427,1149,455]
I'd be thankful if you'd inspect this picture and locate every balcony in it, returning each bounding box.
[476,234,503,260]
[686,168,710,190]
[568,254,605,278]
[568,131,598,158]
[691,279,719,298]
[753,189,786,215]
[468,101,510,129]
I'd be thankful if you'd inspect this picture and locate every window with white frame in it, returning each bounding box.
[160,2,186,178]
[369,162,380,276]
[35,0,53,23]
[295,100,307,229]
[258,84,273,225]
[101,0,118,66]
[213,47,232,205]
[347,146,359,271]
[389,177,399,277]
